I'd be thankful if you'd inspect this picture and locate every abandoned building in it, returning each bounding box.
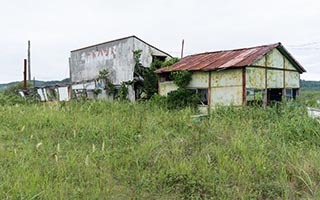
[69,35,172,101]
[156,43,306,108]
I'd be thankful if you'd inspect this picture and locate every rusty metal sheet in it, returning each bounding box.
[267,70,283,88]
[246,67,265,88]
[188,72,209,88]
[285,71,300,88]
[211,86,243,106]
[211,69,242,87]
[156,43,306,73]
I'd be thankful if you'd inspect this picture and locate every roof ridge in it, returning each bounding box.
[185,42,281,57]
[71,35,136,52]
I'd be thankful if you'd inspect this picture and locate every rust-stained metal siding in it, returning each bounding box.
[285,57,296,70]
[157,42,306,107]
[211,69,243,106]
[211,87,243,106]
[267,70,284,88]
[285,71,300,88]
[188,72,209,88]
[156,43,306,74]
[211,69,242,87]
[266,49,284,69]
[246,67,265,88]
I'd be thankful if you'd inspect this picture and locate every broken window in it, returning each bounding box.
[152,55,166,62]
[286,88,299,100]
[159,73,173,82]
[246,88,265,106]
[188,88,208,106]
[285,88,293,100]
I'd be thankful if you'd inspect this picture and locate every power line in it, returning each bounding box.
[287,41,320,48]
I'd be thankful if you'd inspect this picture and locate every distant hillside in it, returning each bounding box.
[301,80,320,90]
[1,78,318,91]
[0,78,70,91]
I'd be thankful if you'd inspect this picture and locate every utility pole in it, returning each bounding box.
[28,40,31,81]
[181,39,184,59]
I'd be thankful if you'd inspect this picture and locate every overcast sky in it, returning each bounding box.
[1,0,319,84]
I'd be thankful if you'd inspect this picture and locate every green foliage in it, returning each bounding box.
[132,50,180,100]
[161,57,180,67]
[170,70,192,88]
[118,82,129,101]
[3,81,32,96]
[166,88,200,110]
[297,90,320,108]
[0,81,39,105]
[142,57,180,99]
[1,100,320,199]
[98,69,115,95]
[301,80,320,91]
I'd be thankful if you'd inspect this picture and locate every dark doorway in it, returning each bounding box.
[268,89,282,105]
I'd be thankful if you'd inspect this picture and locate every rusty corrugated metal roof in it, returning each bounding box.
[156,43,306,73]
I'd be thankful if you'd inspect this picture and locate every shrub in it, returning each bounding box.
[166,88,199,110]
[170,71,192,88]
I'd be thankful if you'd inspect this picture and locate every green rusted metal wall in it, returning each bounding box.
[211,69,243,106]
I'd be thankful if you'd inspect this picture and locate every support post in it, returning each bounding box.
[208,71,212,112]
[242,68,246,106]
[263,56,268,108]
[283,57,286,99]
[24,59,27,89]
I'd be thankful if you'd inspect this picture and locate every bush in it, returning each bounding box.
[166,88,200,110]
[170,71,192,88]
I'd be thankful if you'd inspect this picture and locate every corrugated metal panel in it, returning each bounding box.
[156,43,306,73]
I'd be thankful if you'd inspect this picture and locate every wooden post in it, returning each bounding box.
[24,59,27,89]
[283,57,286,99]
[263,56,268,108]
[208,71,212,112]
[242,68,246,106]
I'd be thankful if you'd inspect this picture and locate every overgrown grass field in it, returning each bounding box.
[1,99,320,199]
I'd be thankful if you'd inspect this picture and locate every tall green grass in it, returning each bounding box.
[1,100,320,199]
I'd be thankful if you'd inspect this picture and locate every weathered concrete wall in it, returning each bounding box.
[133,37,170,69]
[211,69,243,106]
[70,37,135,85]
[70,36,171,101]
[70,37,171,86]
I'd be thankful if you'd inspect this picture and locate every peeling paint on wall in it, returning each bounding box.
[188,72,208,88]
[211,86,243,106]
[211,69,242,87]
[284,57,296,70]
[266,49,284,69]
[210,69,243,106]
[285,71,300,88]
[246,67,265,88]
[267,70,283,88]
